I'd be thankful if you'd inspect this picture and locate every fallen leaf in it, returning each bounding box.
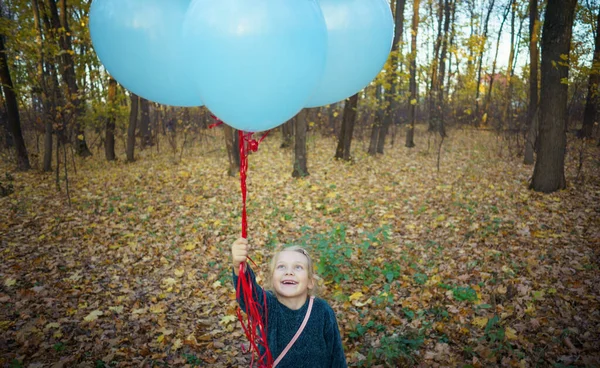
[349,292,364,301]
[84,310,103,322]
[472,317,488,329]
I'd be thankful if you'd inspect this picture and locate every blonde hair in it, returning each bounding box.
[267,245,320,296]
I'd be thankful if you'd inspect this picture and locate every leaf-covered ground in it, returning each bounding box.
[1,129,599,367]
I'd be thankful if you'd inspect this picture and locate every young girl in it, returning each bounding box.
[231,237,347,367]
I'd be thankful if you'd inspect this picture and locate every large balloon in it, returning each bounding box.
[305,0,394,108]
[89,0,202,106]
[183,0,327,132]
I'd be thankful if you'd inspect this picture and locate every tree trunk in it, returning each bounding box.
[466,0,476,74]
[1,100,11,149]
[33,0,54,171]
[0,34,30,171]
[369,87,385,155]
[503,0,516,132]
[368,96,382,154]
[335,93,359,161]
[139,98,150,149]
[484,1,511,127]
[406,0,420,148]
[435,0,451,138]
[224,124,240,177]
[292,109,309,177]
[280,119,293,148]
[428,0,444,132]
[581,9,600,139]
[127,93,139,162]
[530,0,577,193]
[446,0,456,101]
[47,0,91,157]
[524,0,539,164]
[377,0,406,154]
[105,77,117,161]
[474,0,496,126]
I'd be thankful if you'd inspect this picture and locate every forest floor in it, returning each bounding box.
[1,128,599,367]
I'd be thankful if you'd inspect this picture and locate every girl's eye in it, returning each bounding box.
[295,265,303,270]
[277,265,285,270]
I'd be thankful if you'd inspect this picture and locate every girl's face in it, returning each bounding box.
[272,251,314,302]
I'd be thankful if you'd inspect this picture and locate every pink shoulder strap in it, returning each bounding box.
[273,296,315,367]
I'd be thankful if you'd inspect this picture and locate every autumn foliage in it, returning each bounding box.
[1,130,599,367]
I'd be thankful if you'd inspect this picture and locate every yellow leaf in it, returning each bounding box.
[183,242,196,251]
[525,303,536,315]
[132,308,147,315]
[150,304,166,314]
[326,192,337,199]
[426,274,442,287]
[109,306,123,314]
[77,134,84,141]
[162,277,177,288]
[333,112,339,118]
[349,292,364,301]
[309,121,315,127]
[410,99,417,105]
[354,298,372,307]
[38,234,46,241]
[172,338,183,351]
[472,317,488,329]
[159,328,173,336]
[157,334,165,343]
[220,315,237,326]
[482,113,488,124]
[84,310,103,322]
[174,269,185,278]
[505,327,518,340]
[212,280,222,288]
[4,278,16,287]
[45,322,60,330]
[496,285,507,294]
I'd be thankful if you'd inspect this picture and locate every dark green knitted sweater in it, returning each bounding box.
[233,267,347,368]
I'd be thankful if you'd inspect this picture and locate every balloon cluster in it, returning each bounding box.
[90,0,394,132]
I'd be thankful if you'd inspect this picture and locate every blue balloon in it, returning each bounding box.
[183,0,327,132]
[306,0,394,107]
[89,0,202,107]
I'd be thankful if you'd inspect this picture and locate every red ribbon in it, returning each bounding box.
[237,130,273,367]
[208,115,224,129]
[210,117,273,367]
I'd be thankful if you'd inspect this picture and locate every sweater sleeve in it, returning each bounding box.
[325,305,348,368]
[232,265,267,314]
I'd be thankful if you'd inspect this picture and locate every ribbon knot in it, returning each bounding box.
[248,139,259,152]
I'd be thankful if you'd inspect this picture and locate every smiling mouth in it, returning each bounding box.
[281,281,298,285]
